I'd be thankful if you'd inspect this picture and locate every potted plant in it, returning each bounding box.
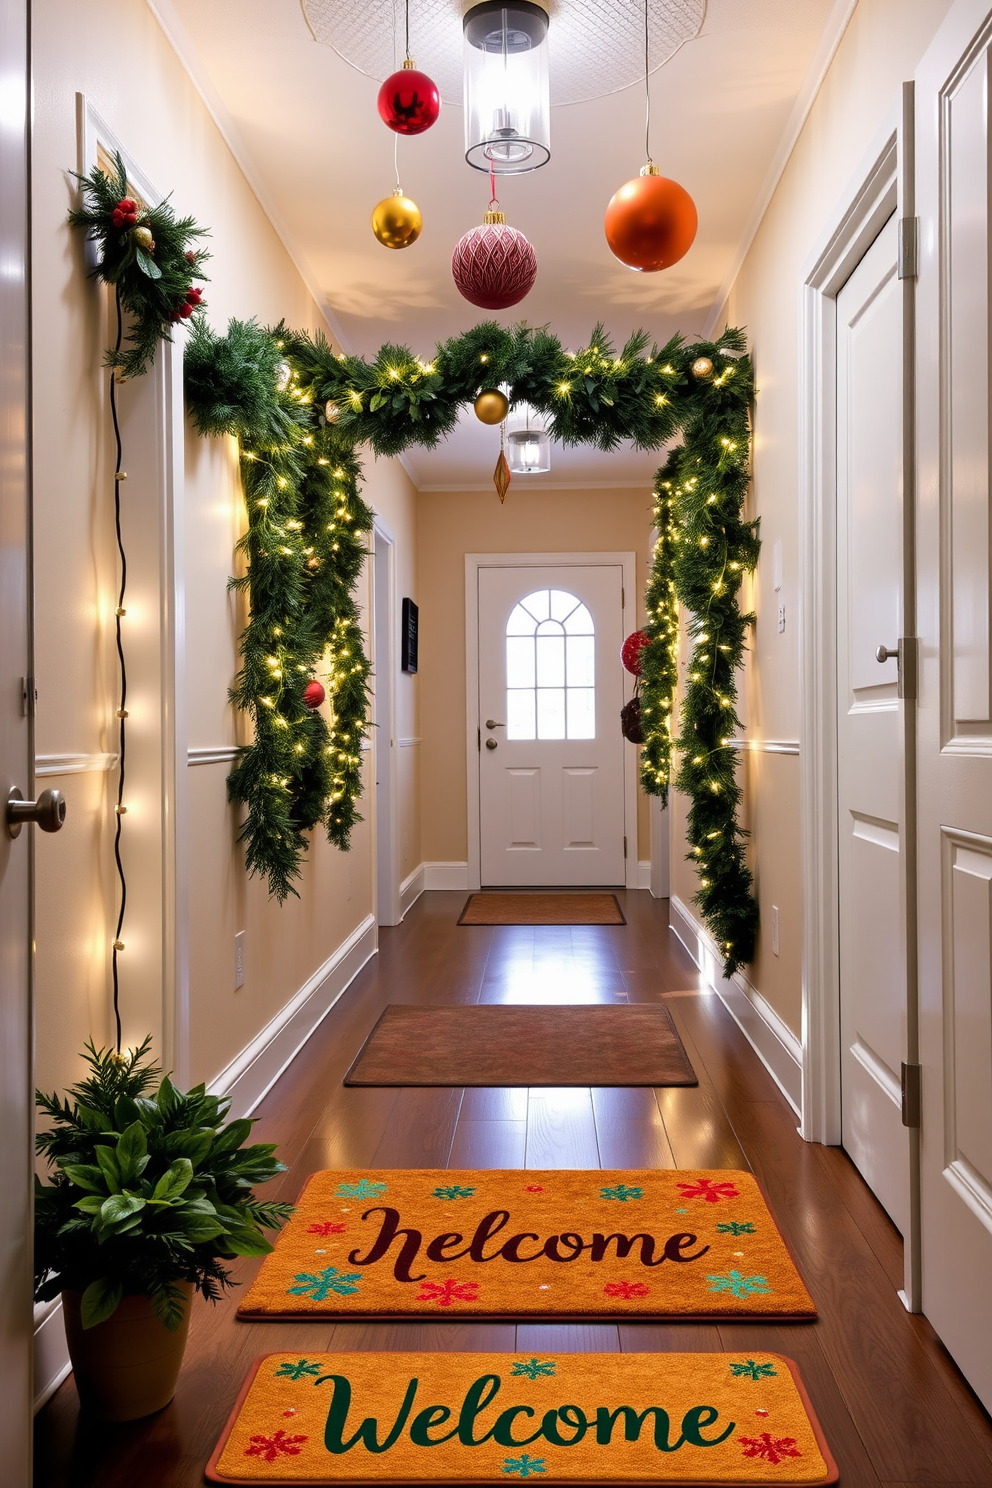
[35,1037,293,1421]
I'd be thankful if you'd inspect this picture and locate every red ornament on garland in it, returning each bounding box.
[605,165,697,273]
[377,61,440,136]
[621,629,650,676]
[303,680,326,710]
[452,208,537,311]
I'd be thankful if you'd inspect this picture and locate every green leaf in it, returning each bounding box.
[76,1103,112,1133]
[156,1075,181,1112]
[100,1193,146,1229]
[115,1119,147,1180]
[94,1145,122,1193]
[217,1227,273,1258]
[369,391,386,411]
[73,1195,104,1215]
[210,1118,253,1156]
[135,247,162,279]
[60,1163,107,1193]
[80,1278,124,1329]
[152,1157,194,1201]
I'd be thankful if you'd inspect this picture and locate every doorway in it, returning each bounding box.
[467,555,636,888]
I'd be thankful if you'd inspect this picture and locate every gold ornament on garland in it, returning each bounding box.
[691,355,714,380]
[493,447,511,504]
[371,187,422,250]
[474,388,509,425]
[324,399,341,424]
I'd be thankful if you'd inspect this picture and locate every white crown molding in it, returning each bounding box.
[704,0,860,337]
[416,479,654,493]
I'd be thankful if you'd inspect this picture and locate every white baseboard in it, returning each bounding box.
[424,861,470,890]
[669,895,802,1116]
[208,913,377,1119]
[637,860,651,889]
[33,912,379,1411]
[398,864,425,919]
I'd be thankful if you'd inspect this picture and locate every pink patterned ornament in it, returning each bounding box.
[452,209,537,311]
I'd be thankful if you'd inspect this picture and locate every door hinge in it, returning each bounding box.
[897,636,918,700]
[901,1061,921,1128]
[898,216,918,279]
[20,676,37,719]
[621,586,625,609]
[477,726,481,753]
[623,835,628,859]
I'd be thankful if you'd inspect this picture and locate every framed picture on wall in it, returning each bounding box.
[401,597,419,674]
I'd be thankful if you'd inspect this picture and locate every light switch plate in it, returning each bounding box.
[234,930,245,989]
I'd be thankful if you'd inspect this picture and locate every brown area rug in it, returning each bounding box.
[343,1004,696,1087]
[458,892,626,926]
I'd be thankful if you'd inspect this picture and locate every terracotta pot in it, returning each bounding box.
[61,1282,194,1421]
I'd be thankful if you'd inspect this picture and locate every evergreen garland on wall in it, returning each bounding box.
[184,319,372,900]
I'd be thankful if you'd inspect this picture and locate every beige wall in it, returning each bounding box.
[32,0,418,1098]
[417,485,654,866]
[691,0,955,1037]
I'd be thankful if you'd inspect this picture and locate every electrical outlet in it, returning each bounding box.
[778,601,786,634]
[234,930,245,989]
[771,906,780,957]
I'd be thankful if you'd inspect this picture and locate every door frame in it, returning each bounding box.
[799,93,921,1307]
[372,517,400,926]
[465,550,639,893]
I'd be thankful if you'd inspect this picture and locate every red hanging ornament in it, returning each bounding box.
[377,60,440,136]
[452,206,537,311]
[621,629,650,676]
[605,165,697,272]
[303,680,326,710]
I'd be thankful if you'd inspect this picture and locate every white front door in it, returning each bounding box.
[478,564,626,886]
[915,0,992,1414]
[836,214,912,1235]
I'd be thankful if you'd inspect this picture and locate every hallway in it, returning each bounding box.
[35,892,992,1486]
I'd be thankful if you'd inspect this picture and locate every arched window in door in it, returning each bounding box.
[505,588,595,740]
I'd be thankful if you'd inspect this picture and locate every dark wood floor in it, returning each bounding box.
[35,890,992,1485]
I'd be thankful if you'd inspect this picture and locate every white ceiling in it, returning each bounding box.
[159,0,845,489]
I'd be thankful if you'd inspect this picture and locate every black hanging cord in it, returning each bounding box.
[644,0,652,164]
[109,288,128,1055]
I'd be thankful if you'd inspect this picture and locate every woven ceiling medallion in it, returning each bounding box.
[452,209,537,310]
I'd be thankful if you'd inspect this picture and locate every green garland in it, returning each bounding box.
[638,335,760,974]
[68,151,209,379]
[184,319,372,900]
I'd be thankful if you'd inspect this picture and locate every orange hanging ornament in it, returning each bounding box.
[604,163,697,273]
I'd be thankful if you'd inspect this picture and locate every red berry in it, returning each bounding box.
[169,312,182,323]
[178,302,194,318]
[185,250,196,262]
[118,197,136,211]
[111,210,124,228]
[185,287,202,304]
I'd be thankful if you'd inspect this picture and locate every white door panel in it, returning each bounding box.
[916,0,992,1413]
[478,565,625,886]
[836,214,912,1235]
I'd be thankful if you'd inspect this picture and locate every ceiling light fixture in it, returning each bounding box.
[463,1,551,174]
[603,0,697,272]
[505,401,551,474]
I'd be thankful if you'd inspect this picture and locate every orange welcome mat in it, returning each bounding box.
[207,1350,837,1484]
[237,1170,815,1321]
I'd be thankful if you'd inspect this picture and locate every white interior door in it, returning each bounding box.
[478,564,625,886]
[836,215,912,1235]
[915,0,992,1414]
[0,0,34,1475]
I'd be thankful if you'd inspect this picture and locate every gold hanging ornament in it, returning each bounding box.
[324,399,341,424]
[371,187,422,250]
[691,356,714,380]
[474,388,509,425]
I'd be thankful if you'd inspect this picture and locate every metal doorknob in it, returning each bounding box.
[875,644,898,663]
[6,786,67,839]
[485,738,498,750]
[485,719,505,730]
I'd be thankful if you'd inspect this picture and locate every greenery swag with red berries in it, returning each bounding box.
[68,151,209,379]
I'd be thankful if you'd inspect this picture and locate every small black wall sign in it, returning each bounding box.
[401,598,419,674]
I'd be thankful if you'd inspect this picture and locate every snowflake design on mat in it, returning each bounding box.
[717,1220,755,1236]
[244,1430,308,1462]
[707,1271,770,1299]
[502,1455,546,1478]
[600,1183,643,1202]
[308,1220,347,1237]
[677,1177,740,1203]
[730,1359,779,1381]
[287,1266,363,1301]
[334,1179,387,1199]
[416,1278,480,1307]
[739,1433,802,1465]
[511,1358,557,1379]
[273,1358,323,1381]
[431,1185,476,1200]
[603,1280,650,1299]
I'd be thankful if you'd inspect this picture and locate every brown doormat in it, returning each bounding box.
[208,1350,837,1483]
[343,1005,696,1088]
[235,1168,816,1322]
[458,892,626,926]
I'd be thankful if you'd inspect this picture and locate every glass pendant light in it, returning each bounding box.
[506,402,551,474]
[463,2,551,175]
